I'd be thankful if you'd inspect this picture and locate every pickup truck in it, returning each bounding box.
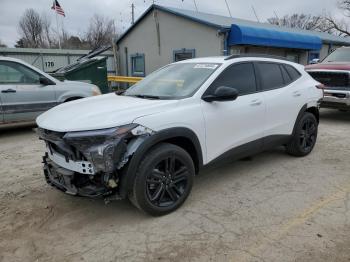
[306,47,350,111]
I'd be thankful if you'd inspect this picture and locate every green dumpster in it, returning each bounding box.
[50,56,109,94]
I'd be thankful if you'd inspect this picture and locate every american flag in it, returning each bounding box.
[51,0,65,17]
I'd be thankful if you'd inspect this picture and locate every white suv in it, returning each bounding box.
[37,55,323,216]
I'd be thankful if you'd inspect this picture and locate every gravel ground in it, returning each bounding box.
[0,109,349,262]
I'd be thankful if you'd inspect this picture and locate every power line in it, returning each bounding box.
[224,0,232,18]
[251,5,260,22]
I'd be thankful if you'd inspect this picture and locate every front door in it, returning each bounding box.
[200,62,266,163]
[0,60,56,123]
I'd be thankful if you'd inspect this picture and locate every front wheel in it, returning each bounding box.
[286,112,318,157]
[129,143,195,216]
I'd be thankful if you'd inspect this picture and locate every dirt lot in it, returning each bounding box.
[0,109,350,262]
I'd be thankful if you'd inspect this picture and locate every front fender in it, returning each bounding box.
[56,91,90,103]
[118,127,203,198]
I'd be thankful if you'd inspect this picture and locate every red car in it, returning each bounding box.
[306,47,350,111]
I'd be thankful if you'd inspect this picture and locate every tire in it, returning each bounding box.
[286,112,318,157]
[128,143,195,216]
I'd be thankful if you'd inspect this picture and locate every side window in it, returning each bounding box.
[284,65,301,81]
[280,65,292,85]
[256,63,284,91]
[173,49,195,62]
[0,61,40,84]
[131,54,145,77]
[208,63,257,95]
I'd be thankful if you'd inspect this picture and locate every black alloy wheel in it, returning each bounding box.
[129,143,194,216]
[146,156,189,208]
[299,118,317,152]
[286,112,318,157]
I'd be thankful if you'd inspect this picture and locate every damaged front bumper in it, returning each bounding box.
[38,124,153,198]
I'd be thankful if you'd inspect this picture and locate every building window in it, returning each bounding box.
[173,49,196,62]
[286,53,300,63]
[308,51,320,64]
[131,53,145,77]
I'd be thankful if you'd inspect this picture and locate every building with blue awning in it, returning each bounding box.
[116,4,350,77]
[229,25,322,51]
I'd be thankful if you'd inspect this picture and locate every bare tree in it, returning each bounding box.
[18,8,44,48]
[41,13,54,48]
[85,14,116,49]
[320,0,350,37]
[267,14,332,32]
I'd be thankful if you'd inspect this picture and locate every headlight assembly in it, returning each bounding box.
[63,124,153,173]
[92,86,102,96]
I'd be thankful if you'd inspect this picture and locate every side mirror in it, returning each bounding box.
[39,76,55,86]
[202,86,239,102]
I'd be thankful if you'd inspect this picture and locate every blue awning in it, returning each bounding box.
[228,24,322,50]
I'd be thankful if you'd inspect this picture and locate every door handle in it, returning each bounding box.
[293,91,301,97]
[250,99,262,106]
[1,89,16,93]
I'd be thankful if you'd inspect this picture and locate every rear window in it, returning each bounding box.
[284,65,301,81]
[256,63,284,91]
[280,65,292,85]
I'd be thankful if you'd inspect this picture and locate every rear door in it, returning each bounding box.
[0,60,56,123]
[256,62,304,137]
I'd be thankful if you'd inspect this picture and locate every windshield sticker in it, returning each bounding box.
[194,64,219,70]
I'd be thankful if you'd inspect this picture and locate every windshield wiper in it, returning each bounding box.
[131,94,161,100]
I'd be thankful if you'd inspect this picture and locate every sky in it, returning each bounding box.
[0,0,341,47]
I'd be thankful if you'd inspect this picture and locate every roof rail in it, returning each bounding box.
[225,53,290,61]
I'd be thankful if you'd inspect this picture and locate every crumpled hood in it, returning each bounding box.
[36,93,179,132]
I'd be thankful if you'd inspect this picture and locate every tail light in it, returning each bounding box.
[316,83,325,96]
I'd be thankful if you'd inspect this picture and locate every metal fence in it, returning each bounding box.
[0,47,116,74]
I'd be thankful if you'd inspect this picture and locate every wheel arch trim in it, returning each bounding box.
[119,127,203,198]
[292,103,319,136]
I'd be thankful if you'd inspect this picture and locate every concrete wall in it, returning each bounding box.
[117,10,223,76]
[230,45,310,64]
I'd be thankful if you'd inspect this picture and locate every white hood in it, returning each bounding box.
[36,93,179,132]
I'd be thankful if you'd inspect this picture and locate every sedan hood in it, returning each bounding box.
[36,93,179,132]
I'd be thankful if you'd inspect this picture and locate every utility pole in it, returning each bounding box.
[131,3,135,25]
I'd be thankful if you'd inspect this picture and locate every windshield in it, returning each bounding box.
[124,63,221,99]
[323,48,350,63]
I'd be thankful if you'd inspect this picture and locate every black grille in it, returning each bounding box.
[308,71,350,88]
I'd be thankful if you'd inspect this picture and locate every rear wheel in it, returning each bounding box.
[286,112,318,157]
[129,143,194,216]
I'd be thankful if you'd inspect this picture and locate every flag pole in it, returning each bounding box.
[55,11,61,49]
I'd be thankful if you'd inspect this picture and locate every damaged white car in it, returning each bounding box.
[37,55,323,216]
